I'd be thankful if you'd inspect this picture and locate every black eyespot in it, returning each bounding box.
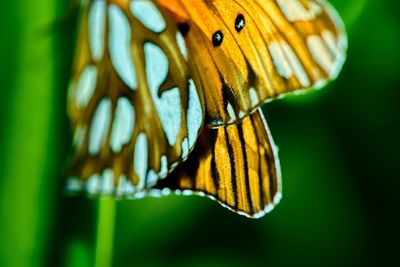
[235,14,245,32]
[212,30,224,47]
[178,23,190,37]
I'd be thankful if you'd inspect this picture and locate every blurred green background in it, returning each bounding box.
[0,0,399,266]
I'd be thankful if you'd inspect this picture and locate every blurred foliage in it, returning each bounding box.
[0,0,399,266]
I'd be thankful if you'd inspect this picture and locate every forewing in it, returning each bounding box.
[66,0,204,196]
[157,0,347,126]
[153,108,282,218]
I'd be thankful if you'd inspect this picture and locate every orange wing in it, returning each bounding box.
[157,0,347,126]
[66,0,204,195]
[153,108,281,218]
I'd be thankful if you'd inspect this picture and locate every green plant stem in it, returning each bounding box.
[94,198,116,267]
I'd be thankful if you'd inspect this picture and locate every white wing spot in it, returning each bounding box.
[110,97,135,153]
[148,190,163,198]
[65,177,83,192]
[134,133,148,190]
[307,35,333,74]
[227,102,236,123]
[269,41,293,79]
[162,188,172,196]
[181,137,189,160]
[176,32,188,60]
[144,43,181,146]
[146,169,158,187]
[322,31,347,79]
[86,174,101,194]
[109,4,137,89]
[182,190,192,196]
[134,192,146,199]
[89,0,106,61]
[116,175,135,196]
[322,30,337,56]
[101,169,114,195]
[130,0,166,33]
[159,155,168,178]
[89,98,112,155]
[74,66,97,108]
[277,0,322,22]
[249,87,259,107]
[281,43,310,87]
[170,161,179,170]
[269,41,310,87]
[274,192,283,205]
[187,79,202,148]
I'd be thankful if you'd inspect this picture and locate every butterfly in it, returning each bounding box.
[65,0,347,218]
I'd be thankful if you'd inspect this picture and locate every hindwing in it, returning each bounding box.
[153,108,281,218]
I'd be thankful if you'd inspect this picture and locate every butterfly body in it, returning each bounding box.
[66,0,346,218]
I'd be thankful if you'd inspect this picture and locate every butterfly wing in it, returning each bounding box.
[66,0,204,196]
[153,108,281,218]
[157,0,347,126]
